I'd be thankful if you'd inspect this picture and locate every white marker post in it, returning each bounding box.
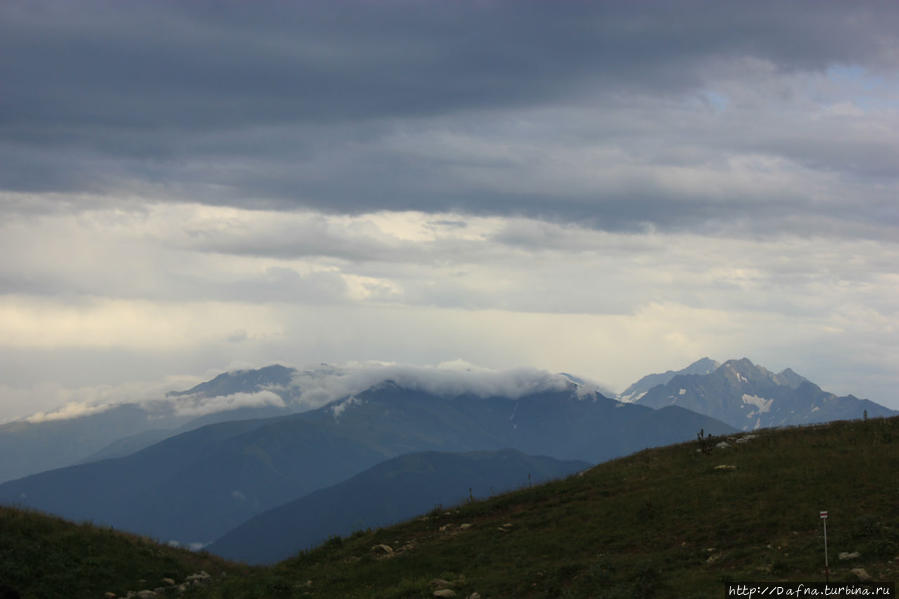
[820,511,829,582]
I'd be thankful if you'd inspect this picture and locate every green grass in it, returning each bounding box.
[0,506,251,598]
[3,417,897,598]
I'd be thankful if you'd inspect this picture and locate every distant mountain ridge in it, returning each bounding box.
[0,381,733,546]
[165,364,298,401]
[0,363,574,483]
[618,357,720,403]
[0,366,302,484]
[634,357,895,431]
[0,404,183,485]
[207,449,589,565]
[4,358,890,486]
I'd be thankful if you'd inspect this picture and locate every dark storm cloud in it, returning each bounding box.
[1,0,898,230]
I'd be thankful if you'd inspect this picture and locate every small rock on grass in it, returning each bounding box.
[371,544,394,555]
[850,568,871,581]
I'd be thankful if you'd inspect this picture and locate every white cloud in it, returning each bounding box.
[24,400,116,423]
[292,361,576,411]
[0,376,203,425]
[166,390,286,418]
[3,361,601,425]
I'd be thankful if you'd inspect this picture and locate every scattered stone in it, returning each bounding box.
[162,578,176,586]
[850,568,871,581]
[186,571,211,583]
[430,578,453,588]
[467,593,481,599]
[433,590,456,598]
[135,591,156,599]
[706,547,717,553]
[459,523,473,530]
[439,524,452,532]
[839,551,861,560]
[714,464,737,470]
[735,435,757,444]
[371,544,394,555]
[104,593,116,599]
[716,441,731,449]
[706,552,722,564]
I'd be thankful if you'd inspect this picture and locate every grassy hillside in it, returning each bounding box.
[0,507,250,599]
[190,416,898,598]
[2,417,896,598]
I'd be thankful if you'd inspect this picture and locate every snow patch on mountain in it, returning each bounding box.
[618,390,646,403]
[741,393,773,414]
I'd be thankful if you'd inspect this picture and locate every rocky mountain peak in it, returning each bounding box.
[635,357,895,431]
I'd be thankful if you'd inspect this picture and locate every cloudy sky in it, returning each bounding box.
[1,0,898,421]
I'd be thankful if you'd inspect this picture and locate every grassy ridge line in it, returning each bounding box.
[0,506,250,599]
[188,417,899,599]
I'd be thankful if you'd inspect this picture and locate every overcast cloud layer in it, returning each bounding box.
[1,0,897,420]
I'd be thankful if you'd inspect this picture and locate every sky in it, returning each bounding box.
[1,0,898,421]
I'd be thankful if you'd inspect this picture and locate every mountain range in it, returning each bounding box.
[0,379,732,547]
[207,448,589,565]
[633,357,894,431]
[0,357,893,566]
[617,357,720,402]
[0,364,301,484]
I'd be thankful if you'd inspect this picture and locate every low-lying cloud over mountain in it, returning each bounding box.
[13,362,606,425]
[284,361,609,405]
[0,362,609,483]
